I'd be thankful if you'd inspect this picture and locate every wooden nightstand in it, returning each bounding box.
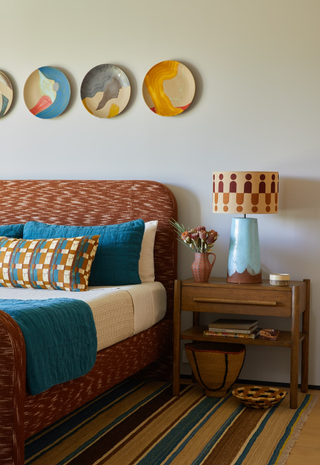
[173,278,310,409]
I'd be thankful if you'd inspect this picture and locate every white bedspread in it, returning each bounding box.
[0,282,166,351]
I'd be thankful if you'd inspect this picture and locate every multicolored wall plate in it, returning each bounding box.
[23,66,71,119]
[142,60,196,117]
[81,64,131,118]
[0,71,13,117]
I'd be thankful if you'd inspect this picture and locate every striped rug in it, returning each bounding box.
[25,379,317,465]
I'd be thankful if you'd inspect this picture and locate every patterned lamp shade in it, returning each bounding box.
[212,171,280,284]
[212,171,279,215]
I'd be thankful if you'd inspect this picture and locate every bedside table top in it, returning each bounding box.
[181,277,306,291]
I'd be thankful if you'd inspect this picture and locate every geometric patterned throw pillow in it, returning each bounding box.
[0,235,100,291]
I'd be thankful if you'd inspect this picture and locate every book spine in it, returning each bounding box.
[203,331,258,339]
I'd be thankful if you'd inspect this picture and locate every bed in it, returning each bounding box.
[0,180,177,465]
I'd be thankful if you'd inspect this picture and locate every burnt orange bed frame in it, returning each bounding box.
[0,180,177,464]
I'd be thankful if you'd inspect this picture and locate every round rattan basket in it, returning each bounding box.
[232,386,287,409]
[185,342,246,397]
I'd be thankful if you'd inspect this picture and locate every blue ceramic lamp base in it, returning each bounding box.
[227,217,262,284]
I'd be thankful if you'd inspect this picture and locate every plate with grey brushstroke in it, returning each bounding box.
[0,71,13,117]
[81,64,131,118]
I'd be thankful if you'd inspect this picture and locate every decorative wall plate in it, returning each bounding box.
[24,66,71,119]
[0,71,13,117]
[142,60,196,117]
[81,64,131,118]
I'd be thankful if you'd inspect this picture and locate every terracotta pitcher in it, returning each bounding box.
[191,252,216,282]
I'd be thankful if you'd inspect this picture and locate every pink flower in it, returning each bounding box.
[190,232,199,241]
[199,230,207,241]
[196,226,206,232]
[207,230,218,244]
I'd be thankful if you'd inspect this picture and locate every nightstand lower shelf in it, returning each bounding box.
[181,326,305,348]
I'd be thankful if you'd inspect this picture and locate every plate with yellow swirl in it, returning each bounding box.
[81,64,131,118]
[142,60,195,117]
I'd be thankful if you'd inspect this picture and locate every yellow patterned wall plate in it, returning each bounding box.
[142,60,196,117]
[81,64,131,118]
[0,71,13,117]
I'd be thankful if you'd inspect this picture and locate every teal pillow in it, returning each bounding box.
[0,224,24,238]
[23,220,145,286]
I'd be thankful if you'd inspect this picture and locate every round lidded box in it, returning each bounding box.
[269,273,290,286]
[232,386,287,409]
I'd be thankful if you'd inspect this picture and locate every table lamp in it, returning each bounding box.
[212,171,279,284]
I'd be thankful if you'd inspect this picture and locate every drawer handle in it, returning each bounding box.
[193,298,277,306]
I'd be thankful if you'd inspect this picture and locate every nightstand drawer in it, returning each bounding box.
[181,285,292,317]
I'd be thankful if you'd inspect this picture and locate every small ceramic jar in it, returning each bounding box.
[269,273,290,286]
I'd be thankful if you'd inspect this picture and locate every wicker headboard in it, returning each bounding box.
[0,180,178,317]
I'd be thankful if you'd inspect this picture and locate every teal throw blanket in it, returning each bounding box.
[1,298,97,395]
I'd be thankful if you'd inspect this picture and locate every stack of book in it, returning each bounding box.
[203,318,260,339]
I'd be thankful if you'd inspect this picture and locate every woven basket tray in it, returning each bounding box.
[232,386,287,409]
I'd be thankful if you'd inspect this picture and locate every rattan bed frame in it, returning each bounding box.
[0,180,177,465]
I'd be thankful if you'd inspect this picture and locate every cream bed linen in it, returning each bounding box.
[0,282,166,351]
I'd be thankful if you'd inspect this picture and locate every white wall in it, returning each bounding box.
[2,0,320,385]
